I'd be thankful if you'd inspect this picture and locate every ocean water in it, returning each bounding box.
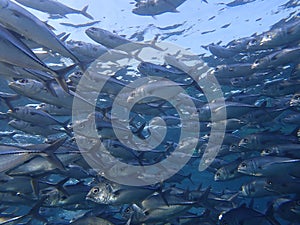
[0,0,300,224]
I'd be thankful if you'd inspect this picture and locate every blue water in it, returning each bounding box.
[0,0,300,224]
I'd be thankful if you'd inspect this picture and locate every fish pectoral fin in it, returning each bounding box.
[126,214,133,225]
[170,8,180,13]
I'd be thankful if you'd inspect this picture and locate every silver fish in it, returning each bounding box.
[14,0,94,20]
[7,106,69,128]
[8,79,73,109]
[0,138,66,173]
[8,119,67,137]
[86,180,159,205]
[252,47,300,69]
[0,0,81,65]
[0,25,72,91]
[237,156,300,177]
[85,27,161,53]
[214,158,243,181]
[36,103,71,116]
[132,0,188,16]
[264,177,300,195]
[240,179,277,198]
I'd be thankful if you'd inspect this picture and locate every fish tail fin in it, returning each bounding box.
[13,195,48,224]
[81,5,94,20]
[51,177,70,196]
[54,77,69,94]
[54,64,77,93]
[60,118,72,137]
[26,195,48,223]
[147,34,165,51]
[197,186,215,210]
[202,0,208,3]
[158,183,170,207]
[43,137,67,171]
[186,172,195,185]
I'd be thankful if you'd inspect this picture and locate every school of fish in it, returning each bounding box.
[0,0,299,225]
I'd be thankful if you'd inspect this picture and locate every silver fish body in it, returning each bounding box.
[237,156,300,177]
[14,0,93,19]
[132,0,187,16]
[0,0,80,64]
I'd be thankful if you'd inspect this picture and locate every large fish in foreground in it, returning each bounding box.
[0,138,66,173]
[14,0,94,20]
[0,25,72,92]
[0,0,81,65]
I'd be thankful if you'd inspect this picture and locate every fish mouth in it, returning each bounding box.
[85,195,93,201]
[251,64,258,69]
[238,142,246,148]
[237,166,246,174]
[132,8,143,15]
[127,96,135,103]
[7,109,13,114]
[263,185,274,192]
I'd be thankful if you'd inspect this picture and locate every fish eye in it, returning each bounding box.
[61,195,67,200]
[92,187,99,194]
[75,71,83,76]
[19,79,27,83]
[125,207,131,213]
[216,172,220,177]
[242,138,248,143]
[296,200,300,206]
[267,180,272,185]
[154,68,160,73]
[92,47,98,51]
[240,162,247,168]
[90,27,97,31]
[254,59,260,64]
